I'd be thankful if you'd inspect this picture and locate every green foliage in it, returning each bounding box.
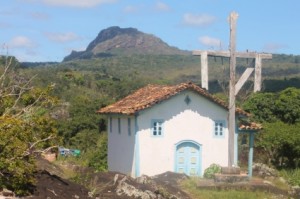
[6,52,299,194]
[0,58,59,195]
[243,88,300,169]
[275,88,300,124]
[256,122,300,168]
[280,168,300,186]
[242,92,277,123]
[0,116,36,195]
[88,133,108,171]
[203,164,221,179]
[263,78,300,92]
[57,95,109,147]
[243,88,300,124]
[181,178,276,199]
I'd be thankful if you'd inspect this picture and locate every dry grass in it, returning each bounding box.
[180,177,287,199]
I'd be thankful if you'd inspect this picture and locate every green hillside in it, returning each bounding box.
[21,53,300,94]
[1,51,300,194]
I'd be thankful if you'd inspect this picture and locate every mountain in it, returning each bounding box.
[63,26,190,61]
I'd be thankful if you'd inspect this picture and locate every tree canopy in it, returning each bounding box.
[243,88,300,168]
[0,58,59,195]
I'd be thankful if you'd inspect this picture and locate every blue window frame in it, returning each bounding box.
[151,120,164,136]
[214,120,225,137]
[128,118,131,136]
[118,118,121,134]
[109,117,112,133]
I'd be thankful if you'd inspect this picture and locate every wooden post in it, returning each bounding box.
[192,12,272,169]
[200,51,208,90]
[254,54,262,92]
[235,68,254,95]
[192,50,272,93]
[248,132,255,177]
[228,12,238,167]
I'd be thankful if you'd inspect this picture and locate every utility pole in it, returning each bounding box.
[228,12,238,167]
[193,12,272,167]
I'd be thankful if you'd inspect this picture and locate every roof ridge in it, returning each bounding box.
[98,82,250,116]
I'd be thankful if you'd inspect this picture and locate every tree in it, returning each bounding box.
[243,88,300,168]
[242,92,277,123]
[275,88,300,124]
[243,88,300,124]
[256,122,300,168]
[0,57,58,195]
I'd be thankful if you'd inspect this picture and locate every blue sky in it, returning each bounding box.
[1,0,299,62]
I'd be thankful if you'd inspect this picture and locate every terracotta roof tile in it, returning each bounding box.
[239,122,263,131]
[97,82,250,116]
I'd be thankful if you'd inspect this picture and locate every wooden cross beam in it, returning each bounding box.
[193,12,272,168]
[192,50,272,92]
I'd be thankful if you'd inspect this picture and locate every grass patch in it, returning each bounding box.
[180,177,278,199]
[280,168,300,186]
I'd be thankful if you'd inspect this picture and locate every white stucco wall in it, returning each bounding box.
[136,90,229,176]
[108,116,136,176]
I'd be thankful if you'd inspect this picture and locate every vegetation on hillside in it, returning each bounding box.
[0,57,59,195]
[243,88,300,169]
[0,50,299,194]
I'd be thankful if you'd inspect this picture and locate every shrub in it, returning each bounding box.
[280,168,300,186]
[203,164,221,179]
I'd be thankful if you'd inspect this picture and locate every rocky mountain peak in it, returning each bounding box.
[86,26,139,51]
[63,26,189,61]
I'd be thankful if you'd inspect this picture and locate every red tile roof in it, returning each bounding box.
[239,122,263,131]
[97,82,250,116]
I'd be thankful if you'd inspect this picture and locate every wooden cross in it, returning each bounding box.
[193,50,272,93]
[192,12,272,167]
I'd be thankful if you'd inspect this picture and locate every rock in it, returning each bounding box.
[113,174,119,185]
[263,180,273,186]
[279,177,286,184]
[221,166,241,175]
[116,176,157,199]
[2,188,14,197]
[252,163,278,178]
[214,174,249,183]
[136,175,153,184]
[63,26,190,61]
[291,186,300,198]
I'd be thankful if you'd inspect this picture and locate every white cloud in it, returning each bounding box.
[23,0,117,8]
[155,1,170,12]
[262,43,287,53]
[198,36,221,48]
[44,32,81,43]
[30,12,50,20]
[183,13,216,27]
[0,22,11,29]
[9,36,36,48]
[123,5,139,13]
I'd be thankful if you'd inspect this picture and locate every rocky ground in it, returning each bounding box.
[0,158,191,199]
[1,159,299,199]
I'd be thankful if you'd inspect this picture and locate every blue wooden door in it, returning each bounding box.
[176,142,201,176]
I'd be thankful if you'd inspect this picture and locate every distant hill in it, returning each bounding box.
[63,26,190,61]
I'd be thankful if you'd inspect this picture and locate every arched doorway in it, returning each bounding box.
[175,141,202,176]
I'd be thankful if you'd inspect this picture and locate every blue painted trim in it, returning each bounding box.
[173,144,177,173]
[213,120,226,138]
[134,115,140,177]
[118,118,121,134]
[151,119,164,137]
[248,132,255,177]
[128,118,131,136]
[109,117,112,133]
[174,140,202,176]
[234,119,238,166]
